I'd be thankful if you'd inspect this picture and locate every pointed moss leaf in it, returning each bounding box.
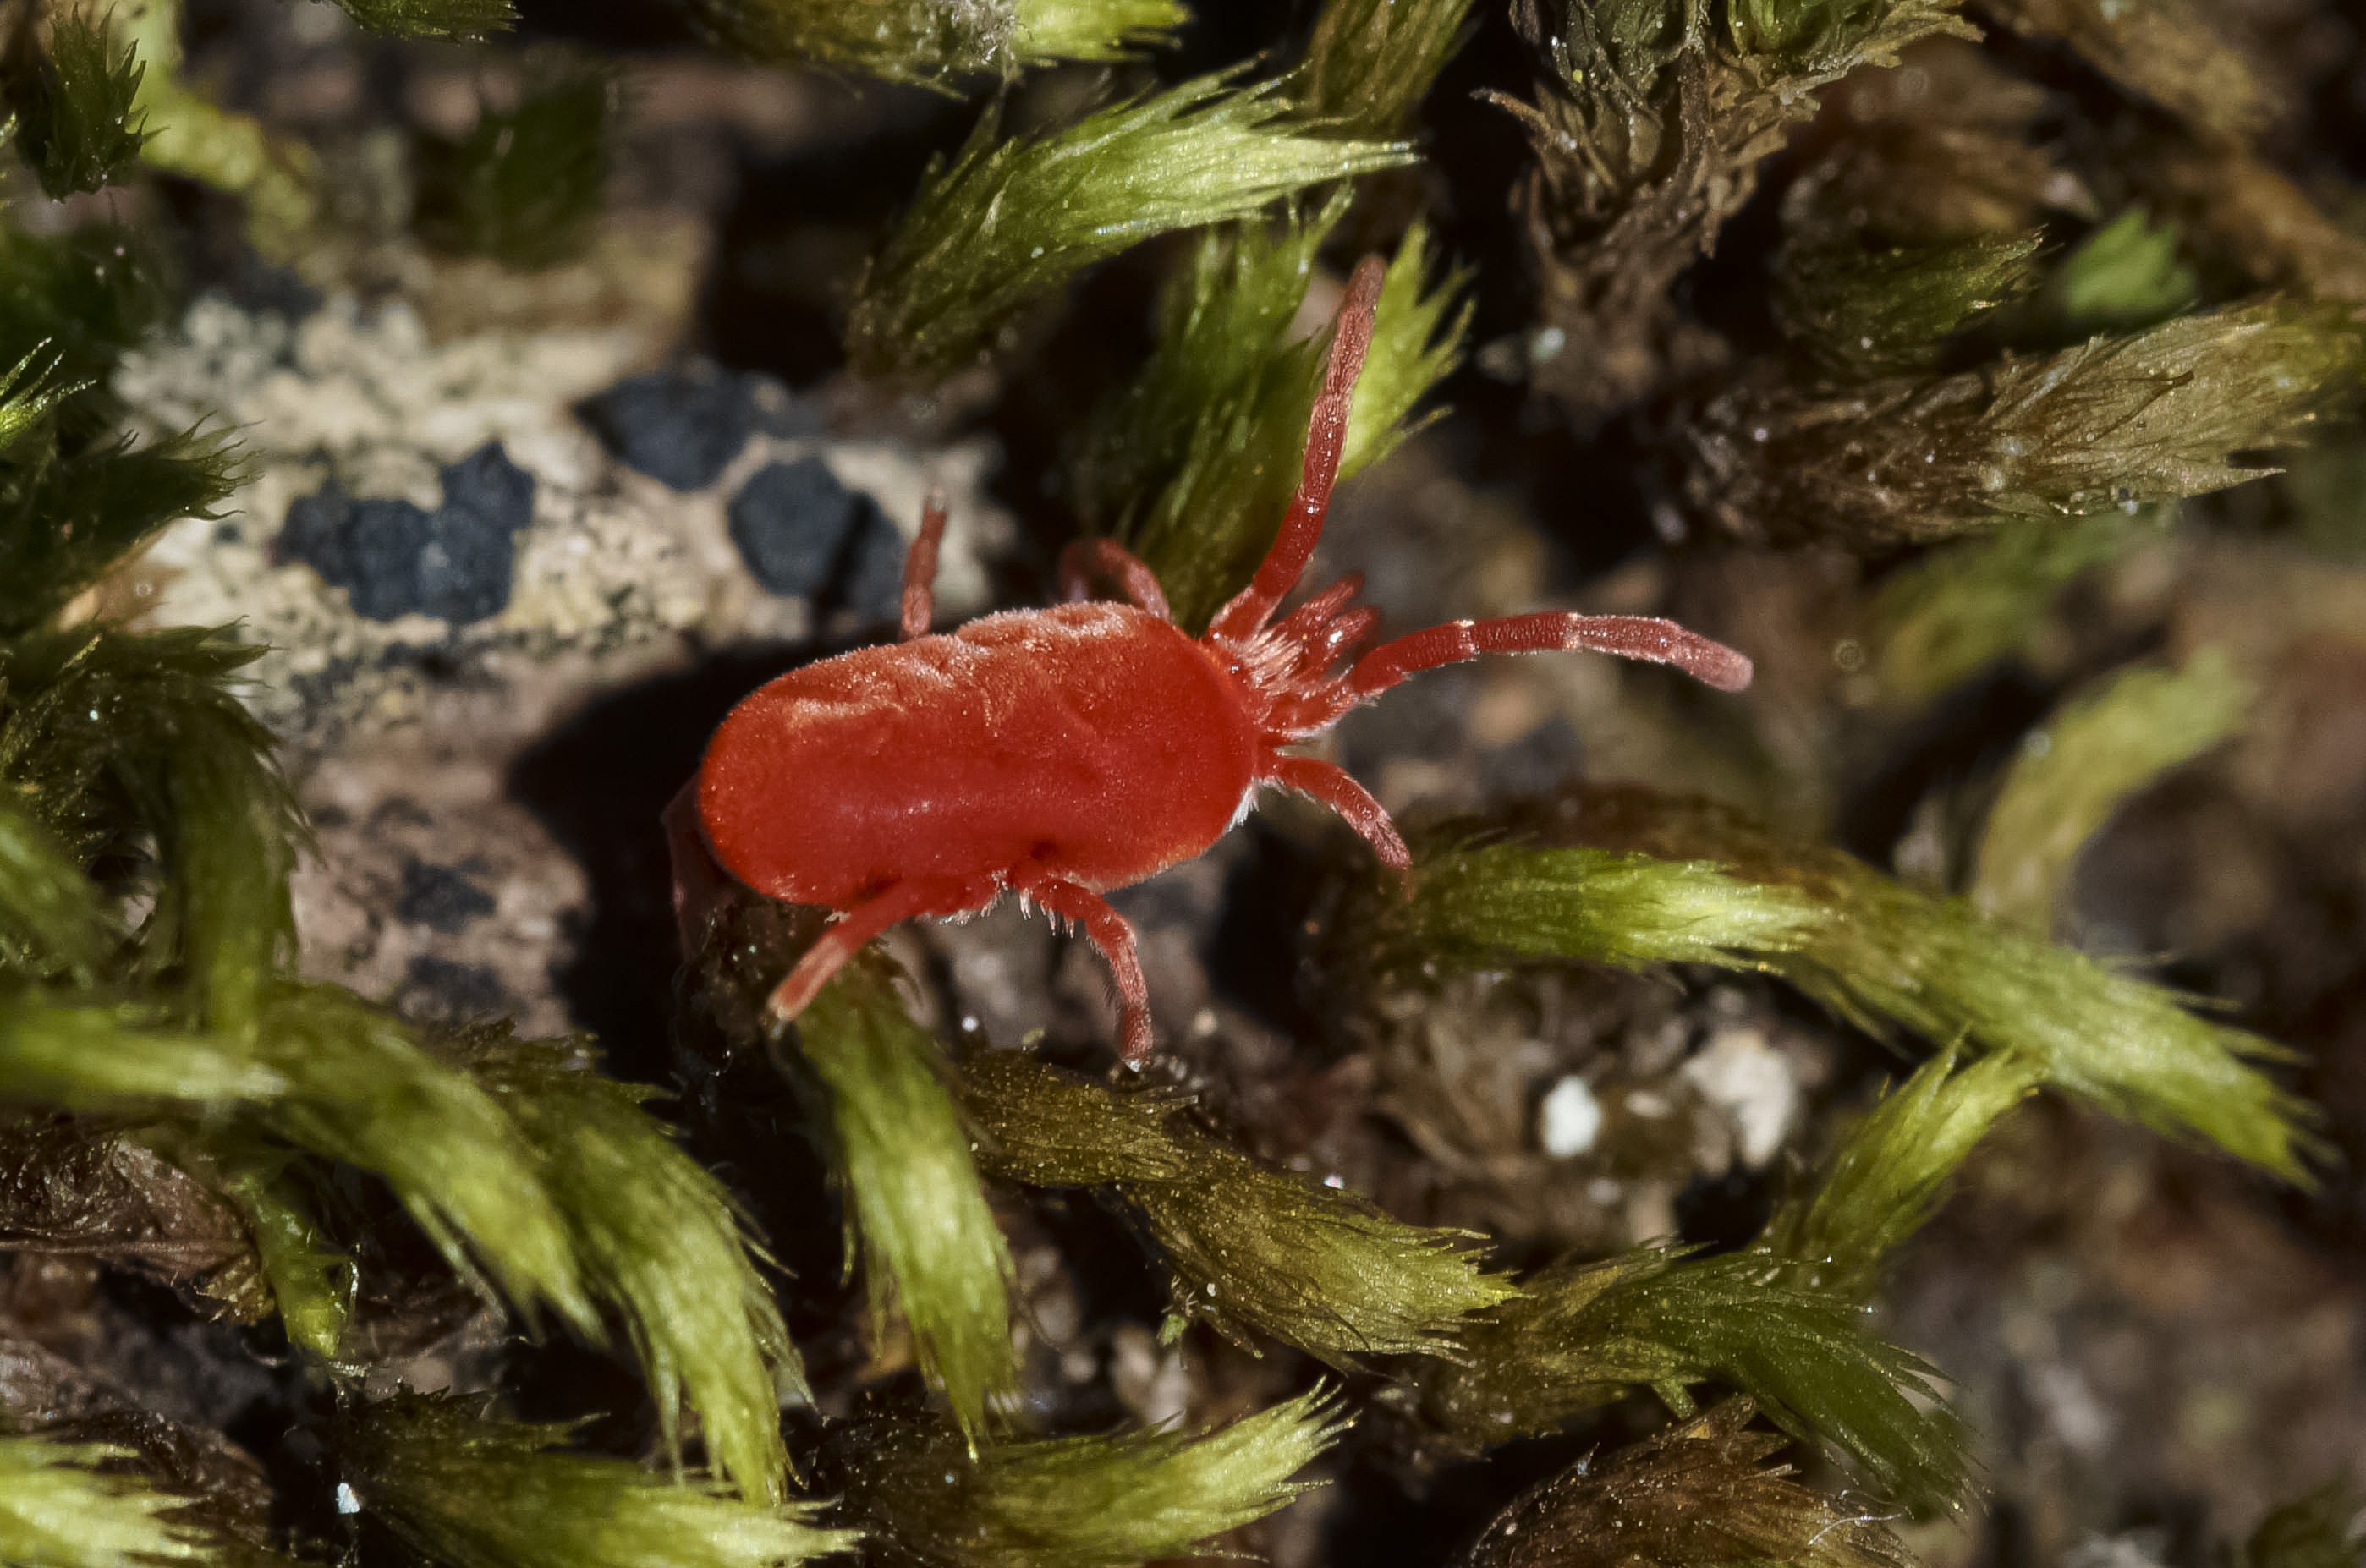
[464,1033,801,1501]
[0,784,110,978]
[1494,787,2319,1178]
[1970,651,2251,932]
[0,346,85,458]
[0,223,167,410]
[1076,200,1468,629]
[0,993,288,1107]
[962,1052,1518,1363]
[1285,0,1477,138]
[1864,514,2150,700]
[1428,1247,1973,1514]
[2046,209,2200,335]
[0,430,247,636]
[1457,1400,1921,1568]
[832,1390,1344,1568]
[796,962,1017,1439]
[14,11,150,197]
[843,74,1413,379]
[1776,232,2045,378]
[416,63,613,270]
[2244,1484,2366,1568]
[0,1436,226,1568]
[0,628,296,1032]
[330,0,518,38]
[346,1397,855,1568]
[215,1155,356,1364]
[1727,0,1975,74]
[1686,300,2364,547]
[689,0,1178,84]
[1011,0,1188,65]
[1356,841,1826,981]
[241,984,596,1335]
[1762,1050,2041,1298]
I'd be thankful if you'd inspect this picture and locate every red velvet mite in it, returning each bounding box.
[682,257,1752,1066]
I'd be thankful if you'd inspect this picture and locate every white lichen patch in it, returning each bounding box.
[1680,1024,1799,1168]
[1537,1074,1604,1158]
[113,293,1010,746]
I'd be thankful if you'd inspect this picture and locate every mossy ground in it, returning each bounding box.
[4,5,2366,1568]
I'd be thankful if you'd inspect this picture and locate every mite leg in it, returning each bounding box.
[765,874,991,1029]
[664,779,731,960]
[1208,255,1387,644]
[899,492,949,641]
[1347,612,1754,697]
[1057,538,1173,622]
[1015,874,1155,1066]
[1268,755,1410,870]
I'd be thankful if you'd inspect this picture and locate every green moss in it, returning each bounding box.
[1762,1050,2041,1297]
[415,63,614,270]
[963,1052,1518,1364]
[1425,1246,1973,1514]
[11,11,150,198]
[844,75,1412,379]
[344,1397,854,1568]
[828,1390,1342,1568]
[329,0,518,38]
[689,0,1182,84]
[1776,231,2045,377]
[1970,650,2251,931]
[1459,1400,1920,1568]
[0,1436,227,1568]
[1071,200,1468,628]
[796,962,1017,1442]
[1284,0,1476,137]
[2044,209,2200,335]
[2244,1483,2366,1568]
[463,1033,803,1501]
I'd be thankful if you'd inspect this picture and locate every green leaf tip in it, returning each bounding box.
[1864,513,2152,700]
[1971,650,2252,932]
[1688,298,2365,548]
[344,1396,856,1568]
[2244,1483,2366,1568]
[795,962,1018,1440]
[1284,0,1478,138]
[1073,199,1469,629]
[0,1435,228,1568]
[829,1388,1345,1568]
[329,0,519,39]
[1347,839,1826,982]
[962,1051,1518,1365]
[2047,209,2201,335]
[1479,786,2321,1181]
[461,1032,803,1501]
[1763,1050,2042,1298]
[1426,1246,1974,1515]
[845,74,1414,380]
[1457,1399,1922,1568]
[1776,231,2045,378]
[0,430,248,636]
[416,62,615,270]
[11,10,150,199]
[688,0,1181,85]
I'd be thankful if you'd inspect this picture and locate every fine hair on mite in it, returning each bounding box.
[677,255,1753,1066]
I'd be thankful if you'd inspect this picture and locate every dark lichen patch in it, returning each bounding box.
[727,457,903,618]
[277,443,535,625]
[394,858,497,934]
[398,955,510,1021]
[578,366,755,491]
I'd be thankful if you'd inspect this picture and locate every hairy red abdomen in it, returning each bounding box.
[699,601,1260,905]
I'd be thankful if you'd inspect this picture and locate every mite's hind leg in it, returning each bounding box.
[664,781,731,960]
[899,492,949,641]
[1016,874,1155,1066]
[766,873,994,1030]
[1269,756,1410,870]
[1057,538,1173,622]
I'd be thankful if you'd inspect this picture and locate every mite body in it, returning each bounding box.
[686,258,1753,1065]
